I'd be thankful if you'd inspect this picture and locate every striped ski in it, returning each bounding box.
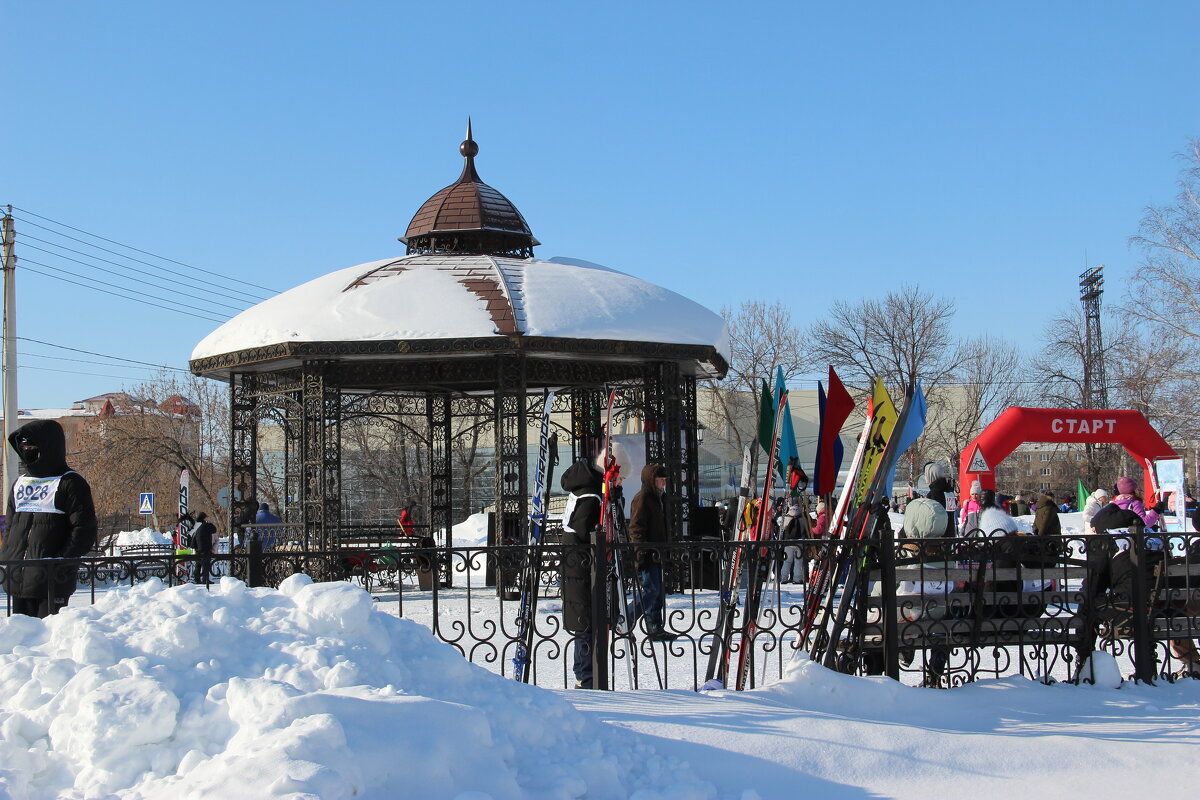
[512,390,557,682]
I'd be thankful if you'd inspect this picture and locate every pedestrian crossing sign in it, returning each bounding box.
[139,493,154,514]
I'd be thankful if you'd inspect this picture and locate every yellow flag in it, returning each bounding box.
[853,378,898,503]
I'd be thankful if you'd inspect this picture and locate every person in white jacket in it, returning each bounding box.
[1081,488,1111,533]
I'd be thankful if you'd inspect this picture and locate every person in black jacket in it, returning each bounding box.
[0,419,97,617]
[559,459,604,689]
[191,511,217,585]
[628,463,673,640]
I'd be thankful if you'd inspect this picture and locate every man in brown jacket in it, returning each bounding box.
[627,463,675,640]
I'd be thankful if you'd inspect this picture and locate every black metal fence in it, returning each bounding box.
[3,529,1198,690]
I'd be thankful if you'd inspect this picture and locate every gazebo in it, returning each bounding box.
[189,126,729,550]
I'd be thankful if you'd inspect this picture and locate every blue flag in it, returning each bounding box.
[774,366,798,477]
[884,381,927,496]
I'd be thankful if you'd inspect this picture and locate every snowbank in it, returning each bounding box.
[451,513,490,548]
[0,578,712,799]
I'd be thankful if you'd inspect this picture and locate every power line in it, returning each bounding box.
[14,336,191,372]
[18,240,244,314]
[18,258,228,323]
[9,205,280,295]
[19,351,186,373]
[16,230,264,307]
[20,365,161,381]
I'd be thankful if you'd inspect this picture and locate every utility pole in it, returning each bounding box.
[2,207,18,512]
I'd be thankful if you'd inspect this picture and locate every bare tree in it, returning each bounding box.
[72,372,230,536]
[1031,306,1089,409]
[1129,139,1200,343]
[1107,326,1200,444]
[1032,304,1200,484]
[924,334,1032,475]
[806,284,961,397]
[701,300,808,457]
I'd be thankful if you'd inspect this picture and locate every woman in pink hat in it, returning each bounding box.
[1112,476,1155,527]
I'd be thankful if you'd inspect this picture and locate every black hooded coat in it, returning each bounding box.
[628,464,668,568]
[559,460,603,633]
[0,419,97,599]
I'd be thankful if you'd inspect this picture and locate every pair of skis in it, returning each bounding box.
[704,387,789,690]
[798,408,877,649]
[511,391,558,683]
[703,445,755,689]
[805,386,918,670]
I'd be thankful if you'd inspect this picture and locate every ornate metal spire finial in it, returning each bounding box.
[460,117,479,159]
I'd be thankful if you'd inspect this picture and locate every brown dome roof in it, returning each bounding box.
[400,122,539,258]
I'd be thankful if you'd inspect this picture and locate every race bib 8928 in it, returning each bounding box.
[13,475,66,514]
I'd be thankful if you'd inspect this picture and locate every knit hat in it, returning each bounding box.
[970,479,982,495]
[1091,488,1110,502]
[1116,476,1136,495]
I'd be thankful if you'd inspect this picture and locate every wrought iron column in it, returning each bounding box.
[301,364,341,551]
[679,373,699,536]
[494,354,528,545]
[229,373,258,531]
[571,388,605,463]
[644,361,685,540]
[427,391,453,548]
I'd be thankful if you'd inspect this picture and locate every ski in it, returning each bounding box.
[174,469,195,584]
[799,406,876,650]
[733,388,790,690]
[702,444,755,689]
[599,389,636,688]
[177,469,193,549]
[816,386,918,671]
[512,390,558,682]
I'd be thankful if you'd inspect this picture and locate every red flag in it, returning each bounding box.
[816,366,855,496]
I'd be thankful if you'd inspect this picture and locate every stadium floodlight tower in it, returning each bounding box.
[1079,264,1109,487]
[1079,265,1108,411]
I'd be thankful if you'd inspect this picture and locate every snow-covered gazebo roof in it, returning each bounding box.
[189,126,728,385]
[191,254,728,379]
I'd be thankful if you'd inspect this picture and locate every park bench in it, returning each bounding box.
[858,538,1200,684]
[336,535,434,591]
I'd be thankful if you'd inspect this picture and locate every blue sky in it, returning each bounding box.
[3,1,1197,408]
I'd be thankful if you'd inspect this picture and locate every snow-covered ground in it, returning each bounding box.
[1,510,1195,797]
[0,575,1196,799]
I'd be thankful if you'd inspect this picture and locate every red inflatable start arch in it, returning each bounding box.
[958,407,1176,501]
